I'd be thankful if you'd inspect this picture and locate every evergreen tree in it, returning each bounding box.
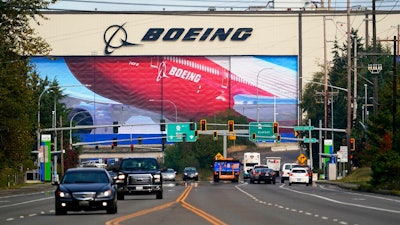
[0,0,55,181]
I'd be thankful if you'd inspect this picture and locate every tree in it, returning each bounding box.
[0,1,55,179]
[301,28,400,189]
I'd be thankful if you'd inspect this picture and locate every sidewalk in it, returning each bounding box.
[0,182,55,197]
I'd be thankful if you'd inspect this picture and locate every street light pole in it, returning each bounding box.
[69,111,89,150]
[256,68,271,122]
[149,99,178,122]
[37,87,54,154]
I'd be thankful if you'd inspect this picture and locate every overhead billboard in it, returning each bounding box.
[31,55,298,143]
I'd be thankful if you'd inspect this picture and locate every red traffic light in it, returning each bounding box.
[200,119,207,131]
[273,122,279,134]
[228,120,234,132]
[350,138,355,151]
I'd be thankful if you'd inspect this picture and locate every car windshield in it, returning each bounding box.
[165,169,174,173]
[121,158,159,170]
[62,170,109,184]
[185,168,196,173]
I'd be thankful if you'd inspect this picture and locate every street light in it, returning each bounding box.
[37,86,55,153]
[256,68,272,122]
[69,111,90,150]
[149,99,178,122]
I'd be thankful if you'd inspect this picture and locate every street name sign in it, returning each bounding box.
[294,126,314,131]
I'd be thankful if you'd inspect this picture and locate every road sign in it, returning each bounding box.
[248,122,276,141]
[337,146,348,163]
[215,152,223,160]
[167,123,197,142]
[294,126,314,131]
[297,153,307,164]
[303,138,317,143]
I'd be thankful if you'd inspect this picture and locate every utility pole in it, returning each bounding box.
[372,0,378,114]
[346,0,352,174]
[324,16,329,140]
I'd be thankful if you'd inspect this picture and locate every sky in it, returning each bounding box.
[48,0,400,11]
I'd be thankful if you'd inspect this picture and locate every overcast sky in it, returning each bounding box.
[49,0,400,11]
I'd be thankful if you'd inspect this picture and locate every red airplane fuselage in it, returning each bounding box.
[64,56,272,121]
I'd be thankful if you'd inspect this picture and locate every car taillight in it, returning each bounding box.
[289,173,293,176]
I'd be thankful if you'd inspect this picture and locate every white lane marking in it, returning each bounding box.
[280,184,400,214]
[0,197,53,208]
[319,184,400,203]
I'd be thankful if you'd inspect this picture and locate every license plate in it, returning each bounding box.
[297,178,301,182]
[136,186,143,190]
[79,201,89,206]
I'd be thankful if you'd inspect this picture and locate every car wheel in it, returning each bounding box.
[281,178,284,183]
[117,192,125,200]
[55,206,67,215]
[156,191,163,199]
[289,182,292,186]
[306,183,309,186]
[272,180,276,185]
[107,203,118,214]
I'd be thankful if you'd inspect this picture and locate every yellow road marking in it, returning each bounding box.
[106,185,227,225]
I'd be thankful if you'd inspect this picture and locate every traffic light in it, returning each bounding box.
[252,133,256,140]
[51,143,55,151]
[160,119,165,131]
[273,122,279,134]
[200,119,207,131]
[113,121,119,133]
[277,135,281,143]
[130,144,134,152]
[113,137,117,147]
[350,138,355,151]
[228,120,234,132]
[294,131,300,138]
[213,131,218,141]
[194,130,198,137]
[138,136,142,145]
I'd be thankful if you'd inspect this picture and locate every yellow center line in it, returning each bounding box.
[105,185,227,225]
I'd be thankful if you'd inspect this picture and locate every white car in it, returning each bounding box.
[288,167,310,186]
[280,163,298,183]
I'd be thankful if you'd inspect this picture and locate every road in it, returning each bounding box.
[1,179,399,225]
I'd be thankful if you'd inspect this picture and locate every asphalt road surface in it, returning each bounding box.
[1,179,399,225]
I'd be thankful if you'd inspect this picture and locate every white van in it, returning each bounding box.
[280,163,298,183]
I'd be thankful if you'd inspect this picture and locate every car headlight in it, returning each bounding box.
[195,172,198,176]
[117,174,125,180]
[58,191,71,198]
[97,189,112,198]
[154,174,161,182]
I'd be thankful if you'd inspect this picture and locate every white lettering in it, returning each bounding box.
[168,66,201,83]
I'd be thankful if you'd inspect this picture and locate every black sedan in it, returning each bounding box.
[250,166,276,184]
[54,167,118,215]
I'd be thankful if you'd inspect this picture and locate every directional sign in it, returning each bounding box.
[249,122,276,141]
[294,126,314,131]
[303,138,317,143]
[167,123,197,142]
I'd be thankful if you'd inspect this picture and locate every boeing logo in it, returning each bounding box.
[104,24,253,55]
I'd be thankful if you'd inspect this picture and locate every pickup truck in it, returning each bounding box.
[113,157,163,200]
